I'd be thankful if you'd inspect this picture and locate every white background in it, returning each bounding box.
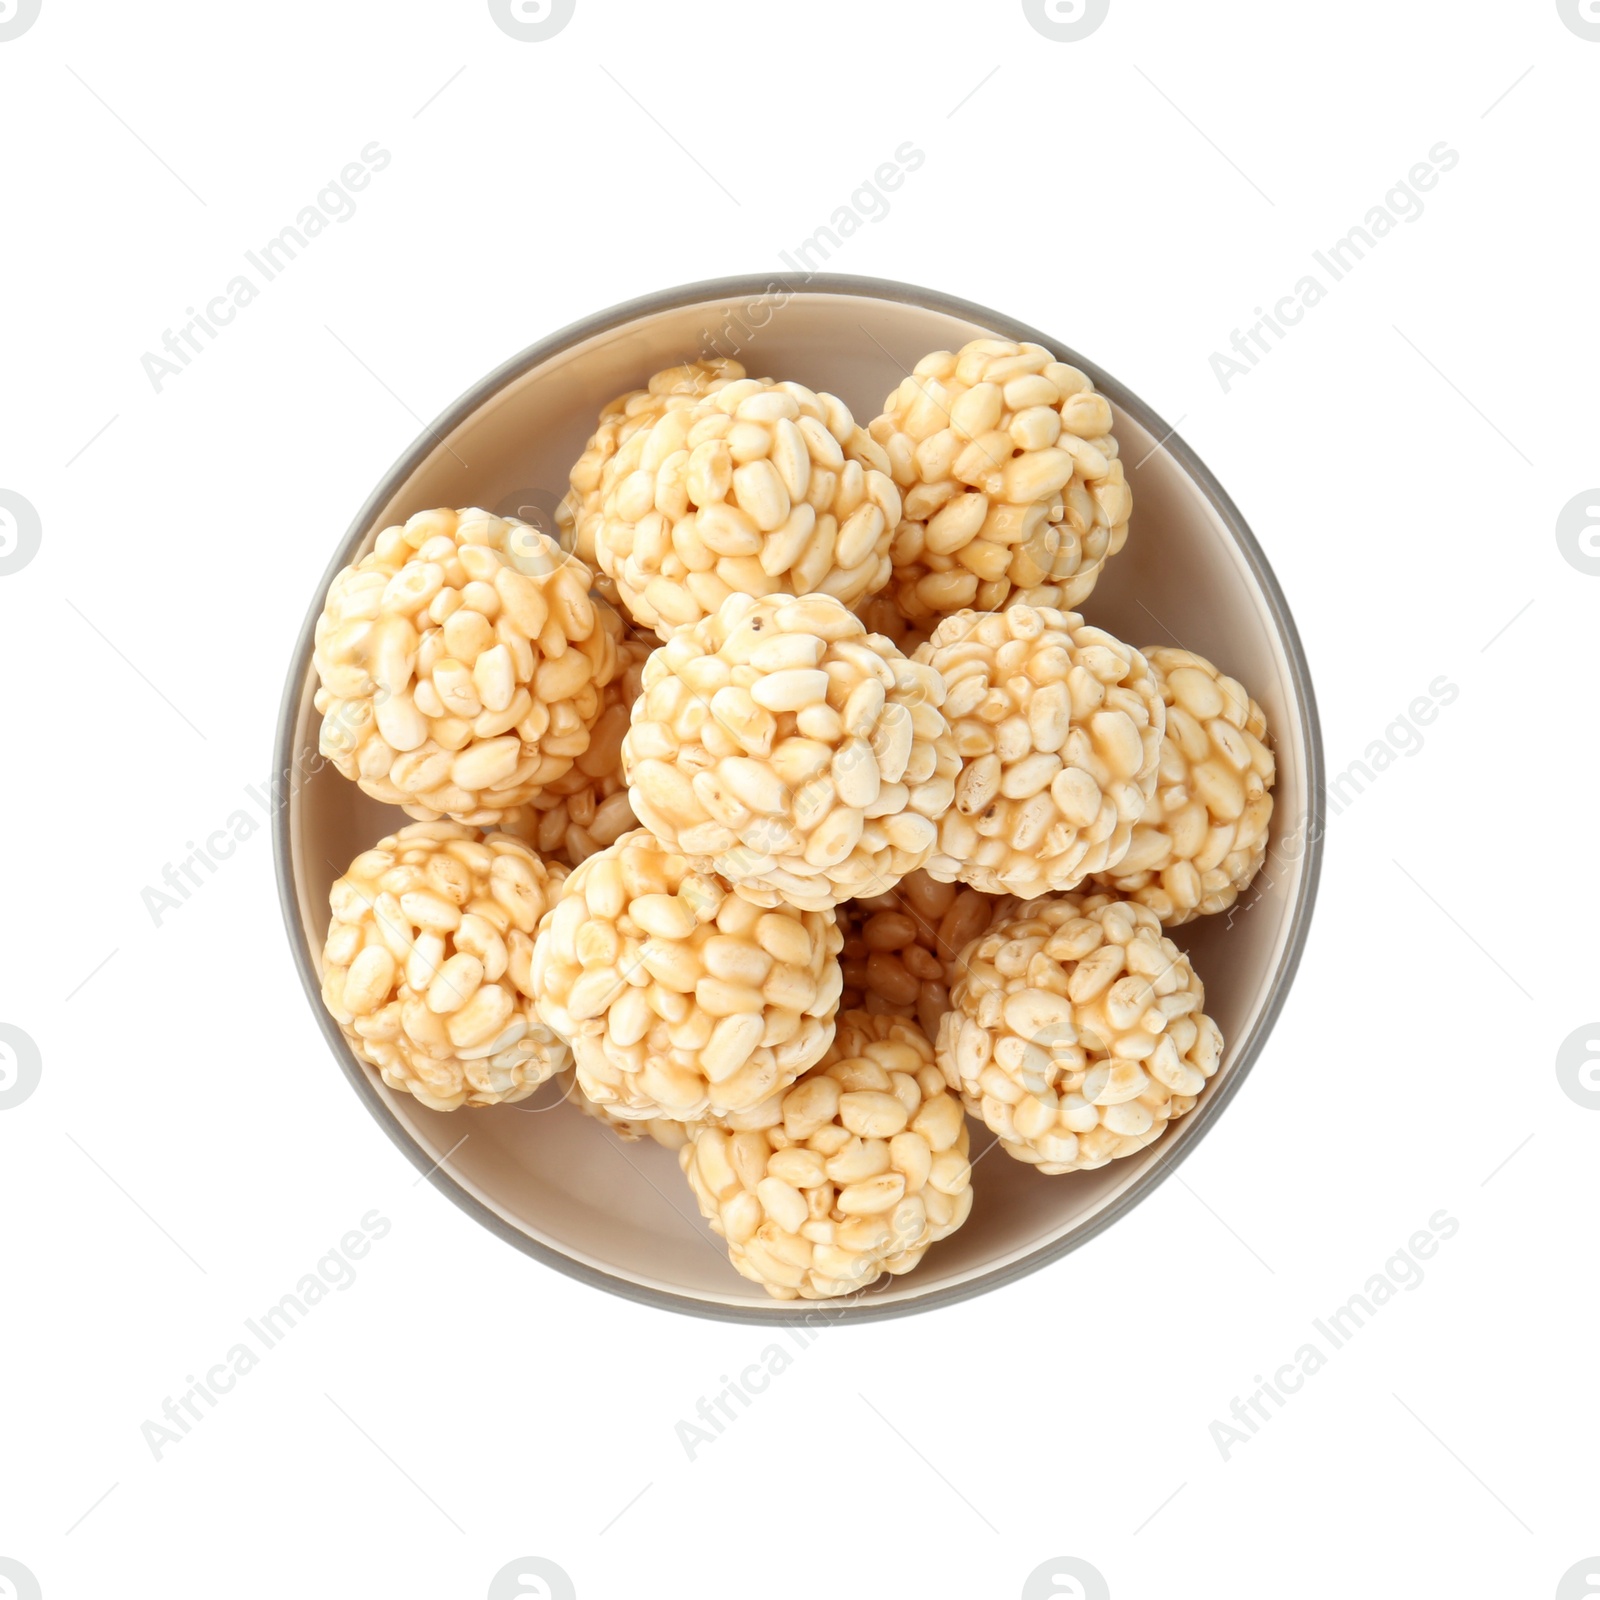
[2,1,1597,1596]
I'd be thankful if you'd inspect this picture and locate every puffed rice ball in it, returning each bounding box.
[680,1011,973,1299]
[313,507,620,825]
[556,359,748,599]
[1090,647,1275,924]
[869,339,1131,626]
[593,377,901,639]
[320,822,569,1111]
[916,605,1164,898]
[556,1070,695,1151]
[938,895,1221,1173]
[623,591,956,912]
[531,828,844,1121]
[498,623,654,866]
[839,870,1002,1043]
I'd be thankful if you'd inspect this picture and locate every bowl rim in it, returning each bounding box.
[273,271,1325,1325]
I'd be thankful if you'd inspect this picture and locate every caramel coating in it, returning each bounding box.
[869,339,1130,626]
[680,1011,973,1299]
[531,828,843,1121]
[593,378,900,638]
[917,605,1164,898]
[938,895,1221,1173]
[498,624,654,867]
[623,592,956,912]
[1090,647,1275,924]
[320,822,569,1111]
[313,507,619,825]
[556,359,748,602]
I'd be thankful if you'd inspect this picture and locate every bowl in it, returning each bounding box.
[274,274,1323,1323]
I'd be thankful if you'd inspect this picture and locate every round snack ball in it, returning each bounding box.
[313,507,620,825]
[556,358,748,600]
[916,605,1164,898]
[839,870,1004,1043]
[593,376,901,639]
[1090,647,1275,924]
[938,894,1221,1173]
[320,822,569,1111]
[623,591,956,912]
[556,1070,695,1151]
[869,339,1131,627]
[497,623,654,867]
[531,828,844,1121]
[679,1011,973,1300]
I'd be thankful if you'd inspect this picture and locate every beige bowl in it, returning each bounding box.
[274,276,1323,1321]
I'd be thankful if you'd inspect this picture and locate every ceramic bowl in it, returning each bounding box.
[274,274,1323,1322]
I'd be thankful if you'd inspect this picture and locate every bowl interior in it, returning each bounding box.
[280,283,1317,1318]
